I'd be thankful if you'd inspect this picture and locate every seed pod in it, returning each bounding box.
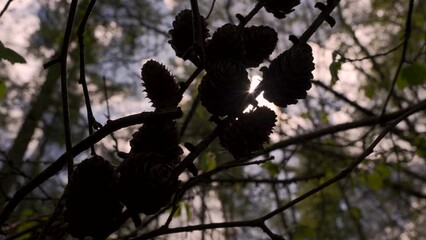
[168,9,210,65]
[198,60,250,116]
[243,25,278,68]
[141,60,180,109]
[205,24,244,67]
[219,107,276,159]
[130,120,183,164]
[117,153,178,215]
[262,43,315,107]
[262,0,300,19]
[64,156,122,239]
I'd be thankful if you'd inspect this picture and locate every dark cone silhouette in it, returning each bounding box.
[141,60,180,109]
[64,156,122,239]
[117,153,178,215]
[243,26,278,68]
[219,107,276,159]
[199,60,250,116]
[262,43,315,107]
[168,9,210,65]
[130,120,183,164]
[262,0,301,19]
[205,24,244,67]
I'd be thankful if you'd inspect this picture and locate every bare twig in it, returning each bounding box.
[102,76,120,153]
[58,0,79,178]
[380,0,414,116]
[339,42,404,62]
[259,99,426,156]
[0,0,13,19]
[77,0,99,155]
[179,94,200,138]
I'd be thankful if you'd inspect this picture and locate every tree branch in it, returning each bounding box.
[59,0,79,178]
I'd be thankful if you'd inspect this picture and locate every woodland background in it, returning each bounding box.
[0,0,426,239]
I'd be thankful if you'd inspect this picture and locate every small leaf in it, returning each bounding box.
[0,41,26,64]
[184,202,192,221]
[261,162,280,177]
[364,85,375,99]
[0,80,6,100]
[202,152,216,171]
[397,63,426,88]
[170,204,181,218]
[329,51,342,85]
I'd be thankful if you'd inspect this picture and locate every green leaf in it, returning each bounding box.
[0,80,6,100]
[202,152,216,171]
[367,172,383,190]
[261,162,280,177]
[184,202,192,221]
[171,204,181,218]
[364,84,375,99]
[397,63,426,89]
[0,41,26,64]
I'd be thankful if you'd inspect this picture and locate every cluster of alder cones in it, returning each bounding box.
[64,0,315,238]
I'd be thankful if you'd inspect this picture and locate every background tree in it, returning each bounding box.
[0,0,425,239]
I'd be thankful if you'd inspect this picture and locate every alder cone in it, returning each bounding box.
[243,26,278,68]
[219,107,276,159]
[262,43,315,107]
[117,153,178,215]
[198,60,250,116]
[262,0,301,19]
[168,9,210,65]
[129,120,183,164]
[141,60,180,109]
[205,24,244,66]
[64,156,122,239]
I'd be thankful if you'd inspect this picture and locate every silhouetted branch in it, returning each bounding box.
[58,0,78,178]
[0,0,13,19]
[77,0,99,155]
[259,99,426,155]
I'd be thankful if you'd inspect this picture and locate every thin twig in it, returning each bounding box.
[259,99,426,156]
[312,80,373,115]
[205,0,216,19]
[207,174,324,185]
[58,0,79,179]
[77,0,99,155]
[0,0,13,19]
[178,67,203,96]
[179,94,200,138]
[103,76,120,153]
[191,0,206,65]
[339,42,404,62]
[380,0,414,116]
